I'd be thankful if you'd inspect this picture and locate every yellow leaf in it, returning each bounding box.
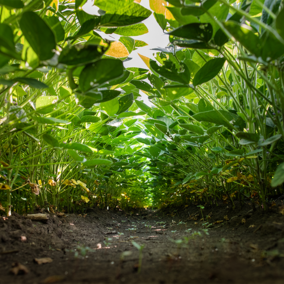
[38,180,42,187]
[105,42,129,58]
[246,174,254,181]
[150,0,167,14]
[71,179,78,185]
[0,183,11,190]
[77,180,90,192]
[227,176,238,183]
[81,196,90,203]
[138,53,150,68]
[48,179,56,186]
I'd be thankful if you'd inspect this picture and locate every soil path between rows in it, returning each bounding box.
[1,205,284,284]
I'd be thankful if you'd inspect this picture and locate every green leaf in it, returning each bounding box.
[67,149,86,162]
[83,159,113,167]
[207,126,222,135]
[193,110,238,128]
[258,134,282,146]
[169,23,213,42]
[120,37,135,53]
[95,0,152,27]
[59,44,107,66]
[271,162,284,187]
[16,77,49,89]
[135,100,152,116]
[33,117,71,125]
[117,93,134,114]
[79,59,124,91]
[276,6,284,40]
[80,115,100,123]
[114,23,148,36]
[36,96,57,108]
[44,16,65,43]
[173,40,211,49]
[101,98,120,116]
[117,111,145,118]
[154,12,167,30]
[62,142,93,153]
[77,90,121,108]
[0,24,15,51]
[150,60,190,85]
[135,40,148,48]
[131,80,153,93]
[179,124,204,135]
[73,18,99,40]
[154,123,167,134]
[223,22,262,58]
[193,58,226,86]
[0,0,24,9]
[42,134,60,147]
[236,132,259,145]
[136,138,151,145]
[214,3,251,46]
[181,0,217,16]
[20,12,56,60]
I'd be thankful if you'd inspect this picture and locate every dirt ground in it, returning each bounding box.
[1,203,284,284]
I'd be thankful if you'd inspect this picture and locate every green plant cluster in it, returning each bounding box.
[1,0,284,215]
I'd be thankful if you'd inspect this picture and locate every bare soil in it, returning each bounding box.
[1,203,284,284]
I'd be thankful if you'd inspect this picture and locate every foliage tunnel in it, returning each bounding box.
[1,0,284,215]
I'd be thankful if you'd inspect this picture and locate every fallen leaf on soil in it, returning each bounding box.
[279,206,284,215]
[42,275,66,283]
[194,222,198,225]
[250,244,258,250]
[10,262,29,275]
[0,203,5,211]
[56,213,65,217]
[241,218,246,224]
[224,215,229,221]
[249,225,255,228]
[34,257,53,265]
[26,213,49,221]
[214,220,223,224]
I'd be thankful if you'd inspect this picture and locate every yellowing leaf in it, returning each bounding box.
[105,42,129,58]
[48,179,56,186]
[81,195,90,203]
[77,180,90,192]
[227,176,238,183]
[247,174,254,181]
[71,179,78,185]
[150,0,167,14]
[138,53,150,68]
[0,183,11,190]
